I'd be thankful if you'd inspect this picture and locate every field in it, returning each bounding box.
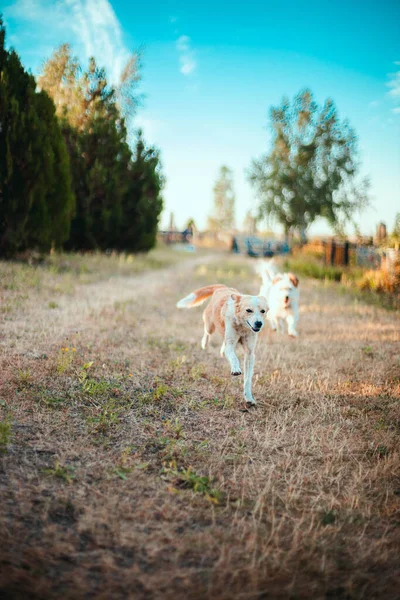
[0,248,399,600]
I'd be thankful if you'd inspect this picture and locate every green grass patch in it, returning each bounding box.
[0,419,12,453]
[162,462,224,504]
[42,460,76,484]
[284,256,400,311]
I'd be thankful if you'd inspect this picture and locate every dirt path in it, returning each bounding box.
[0,253,220,355]
[0,253,399,600]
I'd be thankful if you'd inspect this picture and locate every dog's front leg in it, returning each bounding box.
[286,313,298,337]
[243,335,257,405]
[267,312,277,332]
[224,332,241,376]
[279,318,285,334]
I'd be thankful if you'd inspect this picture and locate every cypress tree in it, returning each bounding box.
[118,131,164,252]
[40,47,164,252]
[0,19,74,255]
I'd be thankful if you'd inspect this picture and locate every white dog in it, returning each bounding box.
[256,259,300,337]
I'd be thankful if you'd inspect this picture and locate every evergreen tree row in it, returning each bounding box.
[0,20,164,257]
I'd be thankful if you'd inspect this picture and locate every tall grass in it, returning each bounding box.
[283,256,400,310]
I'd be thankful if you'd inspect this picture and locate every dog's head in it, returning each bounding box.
[272,272,299,309]
[232,294,268,333]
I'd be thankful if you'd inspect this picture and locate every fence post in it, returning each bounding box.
[344,241,349,266]
[330,241,336,266]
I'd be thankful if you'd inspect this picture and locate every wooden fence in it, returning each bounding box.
[324,241,399,272]
[324,241,351,267]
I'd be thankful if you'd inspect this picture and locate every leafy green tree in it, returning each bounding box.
[207,166,236,232]
[185,218,196,231]
[0,20,74,256]
[248,89,369,240]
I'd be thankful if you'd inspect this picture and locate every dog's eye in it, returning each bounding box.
[246,309,253,313]
[260,309,266,314]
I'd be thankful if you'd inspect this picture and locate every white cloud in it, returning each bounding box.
[368,100,380,108]
[5,0,130,85]
[387,61,400,114]
[176,35,190,52]
[180,56,196,76]
[176,34,196,76]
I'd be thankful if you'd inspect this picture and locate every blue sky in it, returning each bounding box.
[4,0,400,235]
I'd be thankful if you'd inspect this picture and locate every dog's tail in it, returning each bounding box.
[255,259,278,287]
[176,284,226,309]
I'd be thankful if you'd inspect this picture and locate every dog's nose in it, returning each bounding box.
[255,321,262,329]
[285,296,289,302]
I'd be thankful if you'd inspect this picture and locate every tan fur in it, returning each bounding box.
[177,284,267,406]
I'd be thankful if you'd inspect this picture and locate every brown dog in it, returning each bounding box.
[177,284,267,406]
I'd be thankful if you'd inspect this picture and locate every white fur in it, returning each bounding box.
[176,292,196,308]
[256,260,300,338]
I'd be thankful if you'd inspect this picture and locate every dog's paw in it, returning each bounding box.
[231,369,242,376]
[288,330,298,338]
[245,399,257,408]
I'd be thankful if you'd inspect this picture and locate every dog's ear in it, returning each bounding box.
[231,293,240,303]
[288,273,299,287]
[272,275,283,285]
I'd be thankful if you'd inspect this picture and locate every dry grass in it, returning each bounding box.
[0,252,399,599]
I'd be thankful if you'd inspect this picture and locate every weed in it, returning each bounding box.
[86,399,122,433]
[17,369,31,386]
[38,393,67,409]
[362,346,374,356]
[163,418,185,439]
[134,462,150,471]
[161,461,224,504]
[168,355,187,370]
[375,445,389,458]
[190,364,206,381]
[141,382,183,404]
[153,382,170,401]
[48,301,58,309]
[43,460,76,484]
[374,418,390,431]
[56,347,76,373]
[321,510,336,526]
[158,436,188,461]
[195,396,221,410]
[113,466,133,481]
[0,419,12,453]
[223,394,236,409]
[78,364,117,397]
[210,376,226,386]
[82,378,115,395]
